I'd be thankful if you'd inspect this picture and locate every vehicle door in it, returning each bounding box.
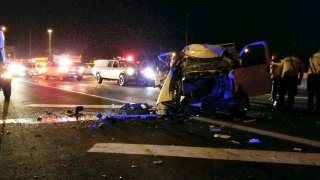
[110,60,122,79]
[103,60,114,79]
[234,41,272,97]
[155,52,174,87]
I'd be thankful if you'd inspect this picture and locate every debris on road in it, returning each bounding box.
[94,103,157,127]
[37,116,42,121]
[98,123,104,128]
[75,106,84,114]
[120,103,155,115]
[293,147,302,152]
[242,119,256,123]
[248,138,261,144]
[45,111,53,115]
[96,113,103,120]
[213,134,231,139]
[6,131,10,135]
[131,165,139,168]
[153,160,163,164]
[210,127,222,132]
[34,134,42,137]
[230,140,241,145]
[89,124,97,129]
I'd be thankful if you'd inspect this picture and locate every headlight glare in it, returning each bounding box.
[143,67,155,79]
[3,71,12,79]
[126,68,135,76]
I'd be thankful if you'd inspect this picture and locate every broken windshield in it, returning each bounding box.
[182,56,232,73]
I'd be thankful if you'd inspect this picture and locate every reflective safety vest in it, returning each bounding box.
[308,52,320,74]
[280,56,303,77]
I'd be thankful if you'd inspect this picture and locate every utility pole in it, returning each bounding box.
[29,30,32,58]
[47,29,53,61]
[185,14,189,46]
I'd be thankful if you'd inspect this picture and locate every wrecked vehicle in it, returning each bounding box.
[156,42,271,117]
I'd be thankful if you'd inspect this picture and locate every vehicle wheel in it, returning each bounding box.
[118,74,126,86]
[77,75,83,81]
[230,90,249,117]
[59,74,66,81]
[44,73,48,80]
[3,83,11,102]
[96,73,103,84]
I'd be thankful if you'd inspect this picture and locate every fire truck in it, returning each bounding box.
[43,54,84,81]
[33,57,48,75]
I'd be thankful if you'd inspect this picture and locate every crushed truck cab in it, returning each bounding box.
[156,42,271,117]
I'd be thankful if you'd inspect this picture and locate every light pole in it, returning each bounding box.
[1,26,6,32]
[47,29,53,61]
[185,14,189,46]
[29,30,32,58]
[1,26,6,44]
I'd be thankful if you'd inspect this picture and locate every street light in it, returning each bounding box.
[1,26,6,32]
[185,14,189,46]
[47,29,53,61]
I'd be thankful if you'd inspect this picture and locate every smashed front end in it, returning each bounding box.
[156,44,244,116]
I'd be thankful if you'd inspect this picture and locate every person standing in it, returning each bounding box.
[277,53,304,111]
[269,53,281,102]
[307,50,320,113]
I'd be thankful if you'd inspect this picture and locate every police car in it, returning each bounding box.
[92,57,155,86]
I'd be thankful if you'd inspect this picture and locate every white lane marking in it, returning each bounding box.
[27,104,123,108]
[0,116,98,124]
[20,80,130,104]
[193,117,320,148]
[88,143,320,166]
[264,94,307,100]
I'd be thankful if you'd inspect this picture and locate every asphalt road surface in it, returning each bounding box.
[0,76,319,179]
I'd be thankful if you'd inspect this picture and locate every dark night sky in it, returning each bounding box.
[1,0,320,62]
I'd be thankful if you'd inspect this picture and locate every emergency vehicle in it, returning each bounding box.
[43,55,84,81]
[33,57,48,75]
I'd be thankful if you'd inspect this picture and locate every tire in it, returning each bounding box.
[3,82,11,102]
[77,75,83,81]
[230,90,249,117]
[96,73,103,84]
[118,74,126,86]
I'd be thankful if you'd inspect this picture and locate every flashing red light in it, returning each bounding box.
[126,56,133,61]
